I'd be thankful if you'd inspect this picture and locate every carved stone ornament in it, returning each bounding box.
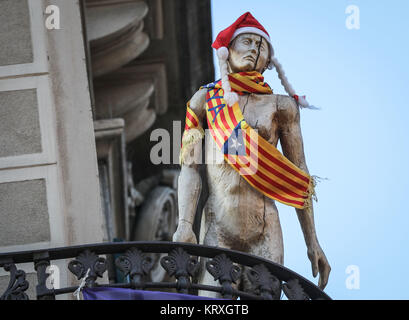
[246,264,281,300]
[68,250,107,287]
[115,248,154,288]
[0,263,29,300]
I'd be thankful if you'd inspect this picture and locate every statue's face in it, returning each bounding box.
[228,33,270,73]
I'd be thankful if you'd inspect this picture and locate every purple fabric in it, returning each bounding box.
[82,287,218,300]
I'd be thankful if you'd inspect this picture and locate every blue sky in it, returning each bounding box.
[211,0,409,299]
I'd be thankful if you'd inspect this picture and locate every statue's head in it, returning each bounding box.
[228,33,270,74]
[212,12,314,108]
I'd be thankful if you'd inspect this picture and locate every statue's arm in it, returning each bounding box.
[277,95,331,289]
[172,89,207,244]
[277,96,317,247]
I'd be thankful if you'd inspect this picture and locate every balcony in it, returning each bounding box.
[0,241,330,300]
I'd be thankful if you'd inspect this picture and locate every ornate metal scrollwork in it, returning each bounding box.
[0,242,330,300]
[246,264,281,300]
[115,248,154,289]
[160,247,199,294]
[0,263,29,300]
[206,254,241,299]
[68,250,107,287]
[282,279,310,300]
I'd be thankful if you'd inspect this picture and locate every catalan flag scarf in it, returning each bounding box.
[181,71,315,210]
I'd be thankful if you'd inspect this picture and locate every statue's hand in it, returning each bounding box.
[307,241,331,290]
[172,220,197,244]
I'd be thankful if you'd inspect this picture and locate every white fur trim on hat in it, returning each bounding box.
[232,27,271,44]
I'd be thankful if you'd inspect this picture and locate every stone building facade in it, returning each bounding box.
[0,0,214,297]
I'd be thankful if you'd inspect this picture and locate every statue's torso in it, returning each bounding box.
[201,93,294,262]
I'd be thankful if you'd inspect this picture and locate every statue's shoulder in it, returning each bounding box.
[190,79,220,111]
[191,87,207,103]
[190,87,207,104]
[189,88,207,118]
[274,94,299,121]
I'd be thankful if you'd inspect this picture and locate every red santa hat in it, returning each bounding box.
[212,12,315,109]
[212,12,274,68]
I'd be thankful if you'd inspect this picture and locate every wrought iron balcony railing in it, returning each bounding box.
[0,241,331,300]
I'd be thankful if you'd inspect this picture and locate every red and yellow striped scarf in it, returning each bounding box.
[181,71,314,210]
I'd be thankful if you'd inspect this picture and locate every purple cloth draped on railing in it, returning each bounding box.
[82,287,219,300]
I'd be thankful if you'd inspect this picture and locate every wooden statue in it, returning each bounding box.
[173,12,330,291]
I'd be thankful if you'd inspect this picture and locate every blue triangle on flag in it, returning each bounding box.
[223,123,246,156]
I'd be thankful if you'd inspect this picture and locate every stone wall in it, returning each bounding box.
[0,0,104,298]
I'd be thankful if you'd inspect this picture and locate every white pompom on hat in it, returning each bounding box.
[212,12,316,109]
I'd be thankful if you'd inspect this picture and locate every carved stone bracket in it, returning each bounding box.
[160,247,199,294]
[68,250,107,288]
[246,264,281,300]
[0,262,29,300]
[85,1,150,78]
[206,254,241,299]
[115,248,154,289]
[282,279,310,300]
